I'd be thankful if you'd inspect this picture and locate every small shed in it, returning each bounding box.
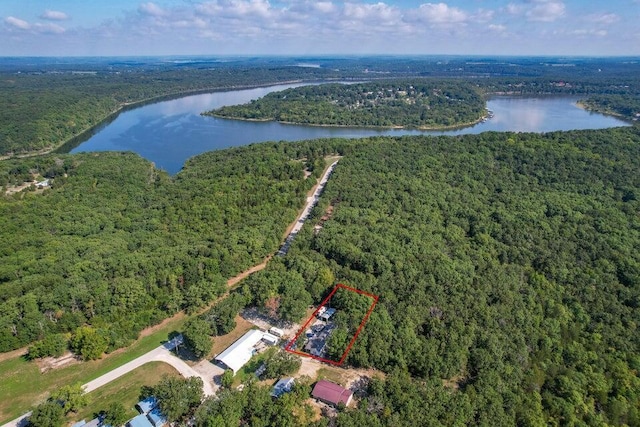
[312,380,353,407]
[271,377,295,398]
[128,415,154,427]
[269,327,284,337]
[262,333,279,346]
[136,396,157,414]
[318,308,336,322]
[147,408,167,427]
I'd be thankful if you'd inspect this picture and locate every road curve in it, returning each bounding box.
[83,336,215,396]
[1,337,214,427]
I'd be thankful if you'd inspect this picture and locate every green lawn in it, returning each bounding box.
[0,315,186,424]
[67,362,181,424]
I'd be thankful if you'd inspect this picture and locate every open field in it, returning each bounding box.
[0,315,186,424]
[67,362,180,424]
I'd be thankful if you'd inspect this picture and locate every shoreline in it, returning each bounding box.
[0,79,320,160]
[575,100,637,123]
[205,112,488,132]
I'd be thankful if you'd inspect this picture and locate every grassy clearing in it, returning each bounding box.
[0,315,186,424]
[67,362,180,424]
[316,367,347,387]
[208,316,255,359]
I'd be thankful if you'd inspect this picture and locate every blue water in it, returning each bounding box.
[70,84,629,174]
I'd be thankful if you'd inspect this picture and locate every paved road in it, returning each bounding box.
[83,336,214,396]
[2,336,214,427]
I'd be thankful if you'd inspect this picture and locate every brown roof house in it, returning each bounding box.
[311,380,353,407]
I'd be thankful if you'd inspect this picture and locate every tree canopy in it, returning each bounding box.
[207,80,486,129]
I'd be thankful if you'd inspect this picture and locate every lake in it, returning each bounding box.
[68,83,629,174]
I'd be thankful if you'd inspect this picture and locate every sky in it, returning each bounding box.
[1,0,639,57]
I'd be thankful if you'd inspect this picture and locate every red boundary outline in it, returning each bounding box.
[284,283,379,366]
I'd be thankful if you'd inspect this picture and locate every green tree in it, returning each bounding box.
[103,402,128,427]
[69,326,108,360]
[183,317,213,360]
[50,383,88,413]
[28,402,64,427]
[28,334,68,359]
[154,375,204,422]
[263,351,301,379]
[220,369,234,389]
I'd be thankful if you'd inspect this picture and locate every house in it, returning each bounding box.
[128,415,154,427]
[136,396,157,414]
[262,333,279,346]
[271,377,295,398]
[269,327,284,337]
[36,179,50,188]
[318,308,336,322]
[147,408,167,427]
[215,329,265,374]
[312,380,353,407]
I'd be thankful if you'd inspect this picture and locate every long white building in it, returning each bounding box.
[214,329,264,374]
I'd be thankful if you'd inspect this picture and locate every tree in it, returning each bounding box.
[183,317,213,360]
[69,326,108,360]
[50,383,88,414]
[220,369,234,389]
[153,375,204,422]
[103,402,128,427]
[262,351,301,379]
[28,402,64,427]
[28,334,68,360]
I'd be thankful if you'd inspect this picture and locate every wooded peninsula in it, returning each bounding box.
[206,81,486,129]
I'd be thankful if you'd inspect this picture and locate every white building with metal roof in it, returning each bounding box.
[214,329,264,374]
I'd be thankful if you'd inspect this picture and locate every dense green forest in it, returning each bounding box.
[207,81,486,128]
[2,89,640,423]
[242,128,640,425]
[0,146,322,353]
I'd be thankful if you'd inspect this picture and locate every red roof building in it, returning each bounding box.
[311,380,353,407]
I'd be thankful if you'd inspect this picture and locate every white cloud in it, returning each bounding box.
[4,16,65,34]
[415,3,468,24]
[569,29,608,37]
[473,9,495,23]
[138,2,168,17]
[40,10,69,21]
[313,2,336,14]
[526,1,565,22]
[488,24,507,32]
[343,2,400,22]
[197,0,273,19]
[505,3,524,15]
[5,16,31,30]
[33,23,66,34]
[586,13,619,25]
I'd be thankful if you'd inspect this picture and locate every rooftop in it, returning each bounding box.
[215,329,264,374]
[312,380,353,406]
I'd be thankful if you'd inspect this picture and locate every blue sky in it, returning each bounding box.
[1,0,639,56]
